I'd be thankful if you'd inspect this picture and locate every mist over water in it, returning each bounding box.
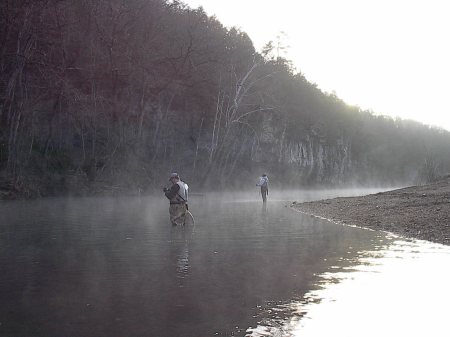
[0,189,448,337]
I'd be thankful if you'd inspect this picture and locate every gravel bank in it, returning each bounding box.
[291,178,450,245]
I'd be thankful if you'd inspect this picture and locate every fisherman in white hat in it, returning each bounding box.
[256,173,269,203]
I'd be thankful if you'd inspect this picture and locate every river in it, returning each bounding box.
[0,189,449,336]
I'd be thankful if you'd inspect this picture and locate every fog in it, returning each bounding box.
[3,187,438,337]
[196,186,395,204]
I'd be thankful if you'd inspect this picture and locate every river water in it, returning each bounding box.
[0,189,449,337]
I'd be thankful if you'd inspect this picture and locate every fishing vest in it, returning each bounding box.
[259,176,268,187]
[171,181,188,203]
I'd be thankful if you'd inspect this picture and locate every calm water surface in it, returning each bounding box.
[0,189,449,337]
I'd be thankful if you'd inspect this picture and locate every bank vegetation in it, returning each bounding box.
[1,0,450,198]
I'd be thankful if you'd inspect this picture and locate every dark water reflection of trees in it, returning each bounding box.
[0,192,391,336]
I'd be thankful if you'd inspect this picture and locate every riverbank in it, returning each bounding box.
[291,177,450,245]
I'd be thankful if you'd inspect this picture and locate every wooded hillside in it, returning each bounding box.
[1,0,450,197]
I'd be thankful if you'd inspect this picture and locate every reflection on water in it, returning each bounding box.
[247,238,450,337]
[171,224,194,280]
[0,189,447,337]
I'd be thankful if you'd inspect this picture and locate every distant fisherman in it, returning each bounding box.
[163,173,189,226]
[256,174,269,203]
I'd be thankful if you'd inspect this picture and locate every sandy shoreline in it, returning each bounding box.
[291,178,450,245]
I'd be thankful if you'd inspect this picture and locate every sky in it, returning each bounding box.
[182,0,450,131]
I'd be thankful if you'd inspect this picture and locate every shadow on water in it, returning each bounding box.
[0,189,447,337]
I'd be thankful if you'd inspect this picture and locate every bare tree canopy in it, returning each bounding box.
[1,0,450,197]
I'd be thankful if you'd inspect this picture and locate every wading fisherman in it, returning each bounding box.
[163,173,189,226]
[256,174,269,203]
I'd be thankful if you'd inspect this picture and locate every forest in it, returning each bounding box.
[1,0,450,198]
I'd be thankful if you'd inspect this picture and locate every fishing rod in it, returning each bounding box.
[186,210,195,225]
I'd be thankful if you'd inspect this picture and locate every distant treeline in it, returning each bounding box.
[1,0,450,197]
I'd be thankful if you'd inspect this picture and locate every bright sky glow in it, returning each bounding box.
[183,0,450,131]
